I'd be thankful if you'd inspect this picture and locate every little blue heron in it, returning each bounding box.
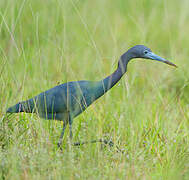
[6,45,177,148]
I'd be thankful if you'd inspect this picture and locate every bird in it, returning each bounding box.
[6,45,177,148]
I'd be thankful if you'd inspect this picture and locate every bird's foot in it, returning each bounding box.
[103,139,114,147]
[73,142,83,146]
[57,142,63,151]
[99,139,114,148]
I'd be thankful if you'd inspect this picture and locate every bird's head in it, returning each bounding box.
[125,45,177,67]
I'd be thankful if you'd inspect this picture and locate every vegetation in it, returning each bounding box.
[1,0,189,179]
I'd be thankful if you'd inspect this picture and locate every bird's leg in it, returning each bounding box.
[57,122,67,148]
[68,114,73,141]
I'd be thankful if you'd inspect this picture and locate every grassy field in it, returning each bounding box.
[1,0,189,179]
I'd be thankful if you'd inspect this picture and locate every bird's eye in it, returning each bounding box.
[144,50,148,54]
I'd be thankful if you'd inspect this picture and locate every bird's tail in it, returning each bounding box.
[6,102,25,113]
[6,100,34,113]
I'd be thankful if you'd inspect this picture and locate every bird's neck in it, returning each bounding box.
[101,52,131,93]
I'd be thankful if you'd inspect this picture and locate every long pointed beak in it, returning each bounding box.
[147,52,177,68]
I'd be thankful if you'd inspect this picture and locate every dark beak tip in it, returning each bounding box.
[165,61,177,68]
[170,63,178,68]
[172,64,177,68]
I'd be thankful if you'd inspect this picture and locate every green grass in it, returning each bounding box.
[1,0,189,179]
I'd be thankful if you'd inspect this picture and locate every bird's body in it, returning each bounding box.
[6,45,177,147]
[7,71,123,120]
[12,80,106,120]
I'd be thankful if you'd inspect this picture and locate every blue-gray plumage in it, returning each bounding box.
[6,45,177,148]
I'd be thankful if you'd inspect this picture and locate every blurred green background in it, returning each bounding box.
[1,0,189,179]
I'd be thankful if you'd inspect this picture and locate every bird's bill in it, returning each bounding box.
[147,52,177,68]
